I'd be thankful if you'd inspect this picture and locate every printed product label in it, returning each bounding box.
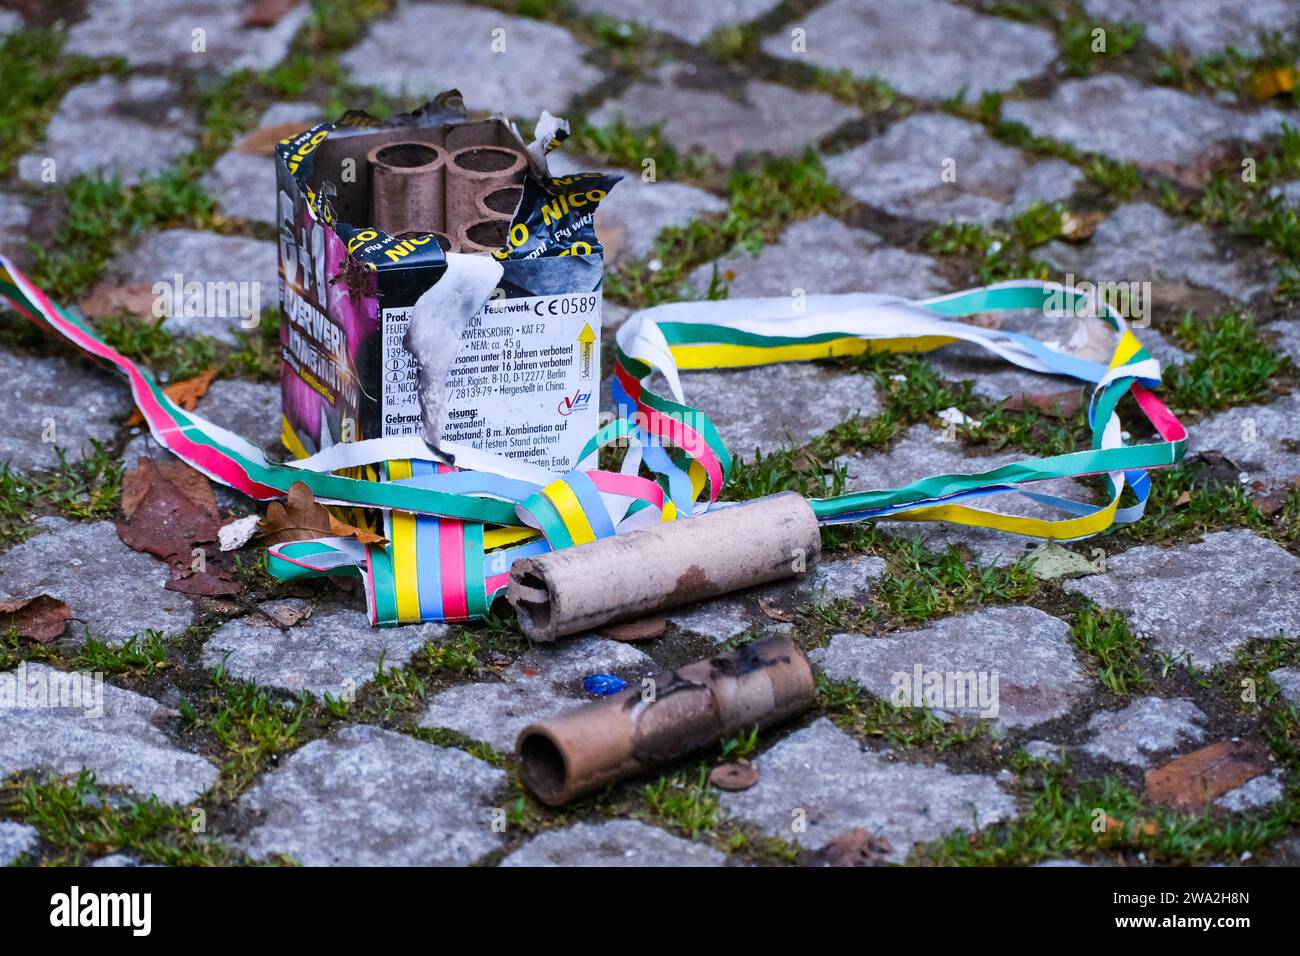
[381,291,600,472]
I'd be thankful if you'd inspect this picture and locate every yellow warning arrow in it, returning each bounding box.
[578,322,596,380]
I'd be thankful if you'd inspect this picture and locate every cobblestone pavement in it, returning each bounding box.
[0,0,1297,867]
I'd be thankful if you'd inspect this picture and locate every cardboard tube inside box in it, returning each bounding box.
[446,145,526,233]
[367,141,446,238]
[457,218,510,255]
[517,635,816,806]
[477,184,524,220]
[506,492,822,641]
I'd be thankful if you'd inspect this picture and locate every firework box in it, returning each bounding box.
[274,93,616,476]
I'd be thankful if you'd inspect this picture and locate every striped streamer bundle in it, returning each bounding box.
[0,254,1185,626]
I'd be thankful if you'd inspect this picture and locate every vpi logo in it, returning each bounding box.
[557,389,592,416]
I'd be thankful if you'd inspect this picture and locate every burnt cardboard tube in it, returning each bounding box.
[517,635,816,806]
[446,145,526,232]
[506,492,822,641]
[368,141,445,237]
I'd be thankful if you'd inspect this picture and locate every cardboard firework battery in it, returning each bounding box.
[274,92,618,492]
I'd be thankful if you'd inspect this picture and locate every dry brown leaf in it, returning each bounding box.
[1004,388,1085,419]
[127,368,217,425]
[246,602,314,628]
[236,121,314,156]
[758,597,795,623]
[79,282,159,321]
[117,458,224,595]
[197,598,245,616]
[709,762,759,792]
[120,458,235,598]
[803,828,894,867]
[260,481,387,546]
[0,595,71,643]
[1174,490,1193,508]
[244,0,304,27]
[1252,489,1290,516]
[790,448,824,475]
[165,565,241,597]
[1061,210,1105,242]
[123,458,218,523]
[1145,739,1271,812]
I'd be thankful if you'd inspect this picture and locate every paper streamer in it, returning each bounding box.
[0,256,1185,626]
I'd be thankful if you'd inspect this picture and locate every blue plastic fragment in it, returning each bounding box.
[583,673,629,696]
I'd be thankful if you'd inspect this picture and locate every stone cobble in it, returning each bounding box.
[340,3,603,116]
[589,63,860,164]
[825,114,1082,225]
[763,0,1058,101]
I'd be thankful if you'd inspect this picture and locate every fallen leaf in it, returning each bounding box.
[122,458,218,523]
[245,601,313,628]
[116,457,244,597]
[260,481,387,546]
[1252,489,1289,516]
[78,281,159,321]
[244,0,303,28]
[1061,210,1104,242]
[1004,388,1085,419]
[1174,490,1193,508]
[218,514,262,552]
[236,122,315,156]
[602,616,666,642]
[1145,739,1271,813]
[118,458,221,563]
[1249,66,1296,101]
[790,448,825,475]
[709,763,759,792]
[197,597,245,616]
[127,368,217,425]
[165,565,242,597]
[802,828,894,867]
[758,597,795,623]
[0,595,71,643]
